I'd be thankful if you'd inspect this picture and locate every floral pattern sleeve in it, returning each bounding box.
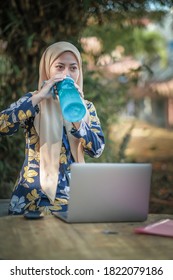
[71,101,105,158]
[0,93,39,136]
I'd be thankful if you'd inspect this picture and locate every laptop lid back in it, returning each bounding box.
[67,163,152,223]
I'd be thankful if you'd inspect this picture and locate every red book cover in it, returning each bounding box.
[134,219,173,237]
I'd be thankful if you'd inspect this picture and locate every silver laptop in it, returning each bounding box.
[53,163,152,223]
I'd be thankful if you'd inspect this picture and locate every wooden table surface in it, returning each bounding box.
[0,214,172,260]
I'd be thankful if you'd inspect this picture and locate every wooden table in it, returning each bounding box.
[0,214,172,260]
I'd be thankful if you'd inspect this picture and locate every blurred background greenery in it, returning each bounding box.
[1,0,173,213]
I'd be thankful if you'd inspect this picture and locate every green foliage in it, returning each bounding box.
[82,23,167,62]
[0,131,25,198]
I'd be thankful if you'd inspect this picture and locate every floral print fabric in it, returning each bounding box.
[0,93,105,215]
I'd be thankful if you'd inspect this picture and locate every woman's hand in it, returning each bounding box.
[73,82,84,98]
[32,74,66,106]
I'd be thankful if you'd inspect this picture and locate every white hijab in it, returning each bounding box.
[34,42,90,202]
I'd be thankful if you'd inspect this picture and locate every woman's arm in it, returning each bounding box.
[0,73,67,136]
[71,101,105,158]
[0,93,39,136]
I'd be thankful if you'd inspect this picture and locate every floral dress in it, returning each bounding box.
[0,93,105,215]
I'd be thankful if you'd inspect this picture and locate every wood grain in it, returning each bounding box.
[0,214,172,260]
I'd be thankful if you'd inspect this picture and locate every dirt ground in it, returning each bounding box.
[109,118,173,214]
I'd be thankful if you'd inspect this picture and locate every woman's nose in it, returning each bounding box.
[64,68,70,76]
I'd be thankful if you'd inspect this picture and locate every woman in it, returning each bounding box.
[0,41,105,215]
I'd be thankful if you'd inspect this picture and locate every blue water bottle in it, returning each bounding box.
[52,76,86,122]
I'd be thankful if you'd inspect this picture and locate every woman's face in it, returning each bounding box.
[49,51,80,82]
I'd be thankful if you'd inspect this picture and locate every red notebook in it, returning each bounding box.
[134,219,173,238]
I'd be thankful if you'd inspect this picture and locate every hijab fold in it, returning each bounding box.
[34,42,89,202]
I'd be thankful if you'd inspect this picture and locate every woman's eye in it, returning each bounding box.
[55,65,63,70]
[70,66,77,71]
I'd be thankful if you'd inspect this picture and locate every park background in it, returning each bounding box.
[0,0,173,214]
